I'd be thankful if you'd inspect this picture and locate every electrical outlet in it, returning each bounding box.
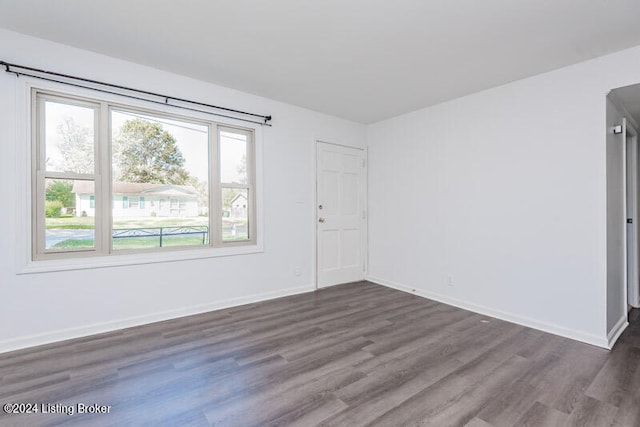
[447,274,454,286]
[293,266,302,277]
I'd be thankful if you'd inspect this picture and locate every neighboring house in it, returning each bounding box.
[73,182,200,217]
[230,193,248,218]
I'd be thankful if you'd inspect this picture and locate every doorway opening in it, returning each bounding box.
[608,86,640,313]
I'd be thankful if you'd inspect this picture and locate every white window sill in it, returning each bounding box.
[17,244,264,274]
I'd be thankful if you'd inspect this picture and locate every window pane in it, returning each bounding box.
[220,130,247,185]
[222,188,249,241]
[45,179,95,251]
[44,101,95,174]
[110,110,210,251]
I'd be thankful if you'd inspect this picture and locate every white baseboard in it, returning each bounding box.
[366,276,610,349]
[607,314,629,349]
[0,284,315,354]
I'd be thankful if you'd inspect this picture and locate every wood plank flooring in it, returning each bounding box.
[0,281,639,426]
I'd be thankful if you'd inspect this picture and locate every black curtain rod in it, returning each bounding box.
[1,60,272,126]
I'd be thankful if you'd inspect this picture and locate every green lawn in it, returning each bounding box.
[48,215,248,249]
[46,216,95,229]
[53,236,209,250]
[52,234,247,249]
[51,239,95,249]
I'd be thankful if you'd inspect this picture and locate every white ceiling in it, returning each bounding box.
[2,0,640,123]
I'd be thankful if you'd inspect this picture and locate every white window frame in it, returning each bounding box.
[15,78,263,274]
[33,92,102,258]
[218,126,256,246]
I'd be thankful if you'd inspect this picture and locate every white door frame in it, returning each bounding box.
[314,140,367,289]
[625,119,640,307]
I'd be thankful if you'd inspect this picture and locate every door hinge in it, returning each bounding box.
[628,218,633,224]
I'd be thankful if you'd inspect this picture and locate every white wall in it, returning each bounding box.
[0,29,366,352]
[367,44,640,348]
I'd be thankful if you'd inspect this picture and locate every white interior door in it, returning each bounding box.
[316,141,366,288]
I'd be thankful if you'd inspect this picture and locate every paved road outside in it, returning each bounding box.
[45,229,95,249]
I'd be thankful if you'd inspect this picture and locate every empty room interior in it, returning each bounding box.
[3,1,640,425]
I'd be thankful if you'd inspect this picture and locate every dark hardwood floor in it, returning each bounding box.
[1,281,639,426]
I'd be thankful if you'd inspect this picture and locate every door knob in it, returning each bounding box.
[318,218,325,223]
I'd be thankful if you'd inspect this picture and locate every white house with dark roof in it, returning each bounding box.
[72,182,200,218]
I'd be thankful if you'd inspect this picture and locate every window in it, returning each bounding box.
[33,89,257,260]
[220,128,253,242]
